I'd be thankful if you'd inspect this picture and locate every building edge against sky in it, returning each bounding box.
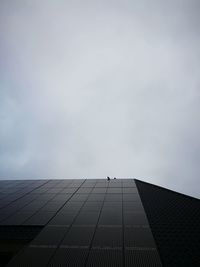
[0,178,199,266]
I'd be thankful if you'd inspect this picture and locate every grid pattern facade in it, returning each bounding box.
[0,179,162,267]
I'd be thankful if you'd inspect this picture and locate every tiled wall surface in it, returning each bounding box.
[0,179,162,267]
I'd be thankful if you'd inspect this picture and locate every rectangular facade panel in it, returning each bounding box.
[92,227,123,248]
[61,226,95,247]
[6,247,55,267]
[86,248,123,267]
[31,226,69,246]
[47,248,88,267]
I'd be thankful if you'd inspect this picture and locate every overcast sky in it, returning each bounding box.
[0,0,200,197]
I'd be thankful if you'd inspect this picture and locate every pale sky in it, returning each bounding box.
[0,0,200,198]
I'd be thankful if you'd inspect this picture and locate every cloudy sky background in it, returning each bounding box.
[0,0,200,197]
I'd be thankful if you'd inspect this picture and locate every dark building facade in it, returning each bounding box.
[0,178,199,267]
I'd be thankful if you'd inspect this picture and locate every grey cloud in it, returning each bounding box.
[0,0,200,197]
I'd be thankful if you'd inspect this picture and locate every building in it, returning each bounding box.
[0,178,199,266]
